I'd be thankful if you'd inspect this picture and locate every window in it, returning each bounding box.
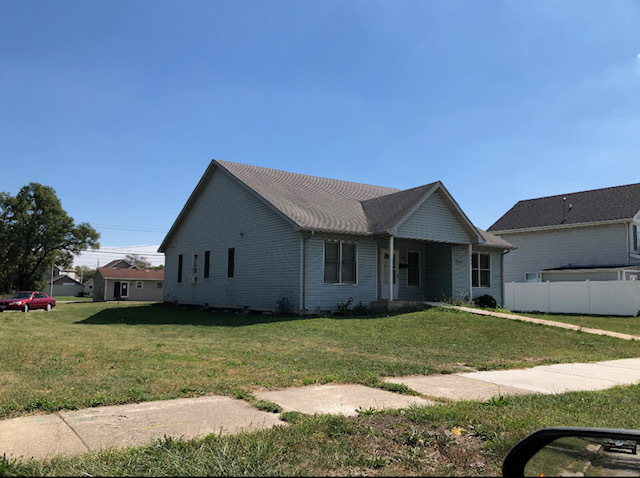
[192,253,198,281]
[472,253,490,288]
[634,225,639,252]
[177,255,183,283]
[157,282,163,289]
[204,250,211,279]
[323,240,357,284]
[136,281,143,289]
[407,251,420,286]
[227,248,235,278]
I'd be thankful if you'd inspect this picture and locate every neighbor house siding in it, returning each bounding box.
[304,234,377,312]
[451,244,470,301]
[471,248,503,305]
[50,278,84,297]
[497,223,630,283]
[162,168,301,310]
[396,190,473,244]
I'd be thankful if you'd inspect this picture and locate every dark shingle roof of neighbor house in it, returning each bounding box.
[98,268,164,280]
[488,183,640,232]
[160,160,514,250]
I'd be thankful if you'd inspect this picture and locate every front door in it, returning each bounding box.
[113,281,121,299]
[380,249,399,300]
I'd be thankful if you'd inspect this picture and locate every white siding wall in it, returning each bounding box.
[498,223,630,283]
[304,235,377,312]
[396,190,473,243]
[163,169,301,310]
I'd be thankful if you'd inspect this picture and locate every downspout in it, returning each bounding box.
[389,235,394,301]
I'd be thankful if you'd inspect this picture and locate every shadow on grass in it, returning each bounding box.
[75,302,401,327]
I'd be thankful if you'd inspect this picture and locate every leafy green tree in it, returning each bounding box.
[0,183,100,292]
[74,265,96,282]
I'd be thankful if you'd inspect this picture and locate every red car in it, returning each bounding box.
[0,291,56,312]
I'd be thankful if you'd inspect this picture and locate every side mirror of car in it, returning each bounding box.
[503,427,640,477]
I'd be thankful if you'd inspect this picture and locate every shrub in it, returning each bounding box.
[474,294,497,309]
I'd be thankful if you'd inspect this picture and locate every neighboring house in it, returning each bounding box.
[52,265,79,281]
[488,183,640,283]
[159,160,515,313]
[47,275,85,297]
[83,278,94,296]
[93,260,164,301]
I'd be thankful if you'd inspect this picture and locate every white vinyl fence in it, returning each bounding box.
[505,280,640,317]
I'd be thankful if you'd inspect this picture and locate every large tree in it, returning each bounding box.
[0,183,100,292]
[125,253,151,270]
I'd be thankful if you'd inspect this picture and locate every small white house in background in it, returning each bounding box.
[488,183,640,283]
[47,275,85,297]
[159,160,515,313]
[83,278,94,296]
[93,259,164,302]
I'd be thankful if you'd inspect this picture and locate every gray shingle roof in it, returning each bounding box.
[488,183,640,232]
[161,160,513,251]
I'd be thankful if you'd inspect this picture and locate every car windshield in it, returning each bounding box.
[9,292,32,299]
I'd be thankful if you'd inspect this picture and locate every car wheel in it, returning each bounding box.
[23,304,29,313]
[45,303,52,312]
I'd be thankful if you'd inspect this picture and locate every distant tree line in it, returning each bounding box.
[0,183,99,292]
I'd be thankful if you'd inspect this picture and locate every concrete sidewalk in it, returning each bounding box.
[3,358,640,462]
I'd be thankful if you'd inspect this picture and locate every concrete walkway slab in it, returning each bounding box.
[256,384,434,416]
[0,414,88,460]
[460,368,620,394]
[0,396,285,460]
[384,374,530,401]
[60,396,285,452]
[535,363,640,385]
[598,358,640,370]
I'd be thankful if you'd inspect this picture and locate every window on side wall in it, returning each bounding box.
[634,225,639,252]
[323,240,357,284]
[136,281,143,289]
[407,251,420,286]
[472,253,490,288]
[177,255,183,283]
[204,250,210,278]
[192,253,198,282]
[227,248,235,278]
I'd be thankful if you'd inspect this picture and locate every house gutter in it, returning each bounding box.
[490,218,629,235]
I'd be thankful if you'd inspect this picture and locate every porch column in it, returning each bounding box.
[389,235,394,301]
[468,244,473,301]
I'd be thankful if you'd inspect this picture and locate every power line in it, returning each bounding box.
[79,250,164,256]
[93,224,167,233]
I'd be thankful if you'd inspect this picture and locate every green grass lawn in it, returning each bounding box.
[523,312,640,337]
[4,384,640,477]
[1,302,639,420]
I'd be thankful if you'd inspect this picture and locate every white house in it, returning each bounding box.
[159,160,515,313]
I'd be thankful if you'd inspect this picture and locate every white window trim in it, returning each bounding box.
[136,281,143,289]
[407,250,420,287]
[323,240,358,285]
[472,253,491,288]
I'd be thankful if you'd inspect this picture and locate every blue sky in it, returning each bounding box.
[1,1,639,267]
